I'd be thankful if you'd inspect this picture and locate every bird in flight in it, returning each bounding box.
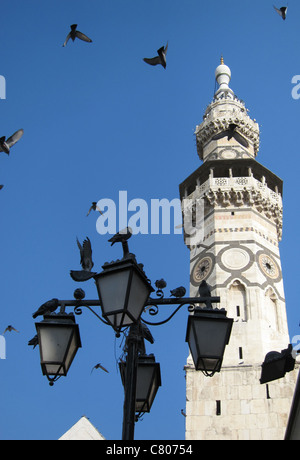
[87,202,103,216]
[273,5,288,20]
[3,325,19,334]
[143,42,168,69]
[0,129,24,155]
[70,237,97,282]
[91,363,109,374]
[212,123,249,148]
[63,24,92,47]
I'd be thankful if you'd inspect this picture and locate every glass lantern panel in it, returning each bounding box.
[39,325,73,363]
[97,270,131,316]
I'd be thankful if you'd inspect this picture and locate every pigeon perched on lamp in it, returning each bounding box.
[32,298,59,319]
[170,286,186,298]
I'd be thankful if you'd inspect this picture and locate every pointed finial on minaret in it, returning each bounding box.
[214,57,234,99]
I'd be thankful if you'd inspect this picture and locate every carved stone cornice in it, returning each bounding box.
[195,97,260,160]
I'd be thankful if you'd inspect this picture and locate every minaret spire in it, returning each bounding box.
[214,56,234,99]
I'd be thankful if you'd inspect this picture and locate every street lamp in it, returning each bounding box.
[185,307,233,376]
[31,229,233,439]
[120,353,162,415]
[35,313,82,385]
[94,256,154,336]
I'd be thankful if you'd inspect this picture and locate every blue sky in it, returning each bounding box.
[0,0,299,440]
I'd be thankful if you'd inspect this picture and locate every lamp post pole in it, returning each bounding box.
[122,323,139,440]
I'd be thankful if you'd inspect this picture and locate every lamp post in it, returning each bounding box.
[30,229,233,439]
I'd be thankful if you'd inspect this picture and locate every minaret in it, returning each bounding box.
[180,59,298,440]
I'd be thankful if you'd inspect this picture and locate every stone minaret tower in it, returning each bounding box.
[180,59,297,440]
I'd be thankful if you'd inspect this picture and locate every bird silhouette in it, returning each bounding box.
[63,24,92,47]
[32,298,59,319]
[212,123,249,148]
[87,202,103,216]
[0,185,3,190]
[108,227,132,246]
[143,42,168,69]
[199,280,212,308]
[155,279,167,290]
[3,325,19,334]
[140,322,154,344]
[91,363,109,374]
[28,334,39,349]
[70,237,97,282]
[181,409,186,417]
[170,286,186,298]
[0,129,24,155]
[274,5,287,20]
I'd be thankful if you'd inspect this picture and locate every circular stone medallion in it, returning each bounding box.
[221,248,250,270]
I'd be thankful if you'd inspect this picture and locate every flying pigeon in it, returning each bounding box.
[3,325,19,334]
[108,227,132,246]
[32,298,59,319]
[274,5,287,20]
[212,123,249,148]
[28,334,39,349]
[181,409,186,417]
[199,280,212,308]
[70,237,97,282]
[91,363,109,374]
[143,42,168,69]
[170,286,186,298]
[87,202,103,217]
[0,185,3,190]
[0,129,24,155]
[63,24,92,47]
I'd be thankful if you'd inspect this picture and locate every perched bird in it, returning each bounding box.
[143,42,168,69]
[87,202,103,217]
[155,279,167,290]
[199,280,212,308]
[170,286,186,298]
[212,123,249,148]
[91,363,109,374]
[3,325,19,334]
[0,129,24,155]
[63,24,92,47]
[140,322,154,344]
[108,227,132,246]
[274,5,288,20]
[28,334,39,349]
[32,298,59,319]
[70,237,97,282]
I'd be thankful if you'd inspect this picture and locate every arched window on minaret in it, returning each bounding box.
[227,280,247,322]
[264,287,279,331]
